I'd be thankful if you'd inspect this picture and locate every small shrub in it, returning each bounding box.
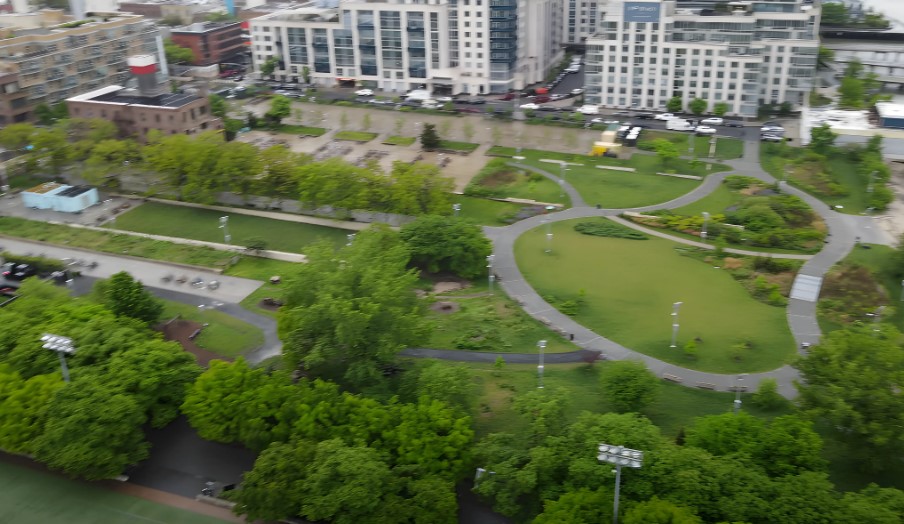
[750,378,789,410]
[574,220,648,240]
[492,356,506,376]
[683,340,699,360]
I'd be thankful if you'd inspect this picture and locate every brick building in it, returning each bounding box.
[170,21,245,67]
[67,85,222,142]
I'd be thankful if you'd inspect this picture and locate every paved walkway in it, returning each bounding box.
[485,139,893,398]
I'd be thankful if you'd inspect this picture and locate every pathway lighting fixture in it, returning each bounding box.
[537,339,546,389]
[670,301,683,348]
[701,212,710,242]
[218,216,231,245]
[733,373,747,414]
[598,443,644,524]
[453,203,461,217]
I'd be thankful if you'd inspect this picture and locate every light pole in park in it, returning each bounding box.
[453,203,461,217]
[701,211,710,242]
[687,132,694,156]
[733,373,747,414]
[544,205,556,254]
[867,170,877,194]
[487,254,495,295]
[41,334,75,383]
[670,301,683,348]
[218,216,231,245]
[597,443,644,524]
[346,233,356,246]
[537,339,546,389]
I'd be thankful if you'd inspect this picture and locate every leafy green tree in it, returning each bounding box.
[533,488,614,524]
[624,496,702,524]
[821,3,848,24]
[208,94,228,119]
[0,122,35,150]
[407,361,476,413]
[513,388,571,443]
[685,411,765,456]
[101,271,163,325]
[163,38,195,65]
[809,123,837,155]
[712,102,729,117]
[385,161,455,215]
[599,360,660,412]
[667,96,683,113]
[688,98,707,115]
[420,123,442,150]
[838,77,865,109]
[278,226,427,388]
[233,440,312,521]
[266,95,292,127]
[257,145,307,206]
[301,65,311,83]
[838,484,904,524]
[383,398,474,477]
[844,58,864,78]
[212,140,261,200]
[749,377,788,410]
[652,138,681,167]
[754,415,826,476]
[295,157,374,212]
[32,381,150,480]
[34,102,68,126]
[767,472,844,524]
[818,46,835,66]
[143,131,223,201]
[260,56,279,77]
[30,126,70,173]
[0,365,63,453]
[796,325,904,471]
[399,215,492,278]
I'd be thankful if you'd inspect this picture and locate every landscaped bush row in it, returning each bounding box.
[573,219,648,240]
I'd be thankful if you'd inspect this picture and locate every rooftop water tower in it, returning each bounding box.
[128,55,165,97]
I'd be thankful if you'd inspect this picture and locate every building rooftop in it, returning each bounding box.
[172,21,241,34]
[876,102,904,120]
[68,85,202,108]
[25,182,63,194]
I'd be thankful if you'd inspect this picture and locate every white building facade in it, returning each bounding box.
[249,0,563,95]
[583,0,821,117]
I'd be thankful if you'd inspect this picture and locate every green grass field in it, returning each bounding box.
[439,140,480,153]
[382,135,416,146]
[273,124,327,136]
[450,194,527,226]
[670,184,742,217]
[0,462,234,524]
[111,202,350,254]
[462,361,790,438]
[470,161,572,207]
[161,301,264,358]
[514,219,796,373]
[334,131,378,142]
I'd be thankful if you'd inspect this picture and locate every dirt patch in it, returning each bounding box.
[158,319,229,367]
[257,298,283,311]
[430,301,461,314]
[722,257,744,270]
[479,169,518,188]
[434,281,467,294]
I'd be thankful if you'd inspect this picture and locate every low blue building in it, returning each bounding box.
[21,182,99,213]
[876,102,904,130]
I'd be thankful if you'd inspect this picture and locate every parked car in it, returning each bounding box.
[624,122,650,129]
[550,93,567,101]
[571,88,584,96]
[458,107,483,113]
[355,88,374,97]
[534,95,550,103]
[760,134,785,142]
[469,98,487,105]
[613,111,631,116]
[520,103,540,110]
[453,99,472,104]
[368,99,395,105]
[436,96,453,103]
[1,263,35,281]
[723,120,744,128]
[653,113,675,120]
[576,105,600,115]
[536,105,560,112]
[591,118,620,124]
[700,117,724,125]
[565,66,580,73]
[695,126,717,136]
[760,125,785,133]
[500,93,516,101]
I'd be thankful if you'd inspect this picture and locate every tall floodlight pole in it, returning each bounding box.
[346,233,356,246]
[453,203,461,217]
[218,216,231,245]
[670,301,683,348]
[544,205,556,254]
[41,334,75,383]
[733,373,747,414]
[598,443,644,524]
[688,132,694,156]
[701,212,710,242]
[487,254,495,295]
[537,339,547,389]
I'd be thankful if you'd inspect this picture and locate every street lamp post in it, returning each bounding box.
[687,133,694,156]
[544,205,556,254]
[346,233,356,246]
[733,373,747,414]
[537,339,546,389]
[670,301,683,348]
[218,216,231,245]
[41,334,75,383]
[701,211,710,242]
[598,443,644,524]
[453,203,461,217]
[487,254,495,295]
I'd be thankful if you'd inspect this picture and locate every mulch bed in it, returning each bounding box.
[157,319,230,367]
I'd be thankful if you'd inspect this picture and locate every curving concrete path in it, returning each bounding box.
[483,139,892,398]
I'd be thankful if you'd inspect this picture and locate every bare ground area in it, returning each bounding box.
[158,319,229,367]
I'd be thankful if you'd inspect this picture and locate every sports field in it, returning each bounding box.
[0,462,234,524]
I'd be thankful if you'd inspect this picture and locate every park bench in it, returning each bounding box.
[695,382,718,390]
[662,374,683,383]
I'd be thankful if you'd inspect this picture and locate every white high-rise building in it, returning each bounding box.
[249,0,564,95]
[583,0,821,117]
[563,0,603,48]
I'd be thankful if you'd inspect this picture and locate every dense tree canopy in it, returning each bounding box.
[278,226,427,388]
[399,215,492,279]
[99,271,164,325]
[599,360,660,412]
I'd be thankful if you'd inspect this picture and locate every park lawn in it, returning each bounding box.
[439,140,480,153]
[8,173,52,190]
[161,300,264,358]
[383,135,416,146]
[450,194,526,226]
[464,361,790,438]
[0,462,234,524]
[427,282,577,354]
[273,124,327,136]
[111,202,349,254]
[670,184,742,217]
[514,218,796,373]
[641,130,744,160]
[761,143,871,214]
[334,130,378,142]
[471,161,572,207]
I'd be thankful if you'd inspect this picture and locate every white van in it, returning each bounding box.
[421,99,440,108]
